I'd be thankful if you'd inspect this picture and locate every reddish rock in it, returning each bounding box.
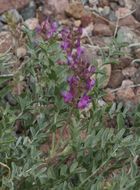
[119,15,139,28]
[0,0,30,14]
[0,31,14,53]
[108,70,124,88]
[93,23,113,36]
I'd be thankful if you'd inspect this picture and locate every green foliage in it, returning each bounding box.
[0,27,140,190]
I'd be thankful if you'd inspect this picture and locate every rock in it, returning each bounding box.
[82,23,94,37]
[99,0,109,7]
[116,80,135,101]
[103,88,116,103]
[133,1,140,22]
[0,21,4,32]
[45,0,69,15]
[16,46,27,58]
[20,0,36,20]
[24,18,39,30]
[81,14,93,27]
[0,0,30,14]
[124,0,135,10]
[132,67,140,84]
[101,6,111,17]
[110,2,118,10]
[116,7,130,18]
[0,31,14,53]
[135,87,140,104]
[119,15,139,28]
[108,10,117,21]
[65,2,85,19]
[112,57,133,70]
[74,20,81,28]
[108,69,124,88]
[3,9,22,23]
[117,27,140,44]
[122,66,137,78]
[93,23,113,36]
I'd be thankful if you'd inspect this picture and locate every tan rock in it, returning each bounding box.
[16,47,27,58]
[0,31,14,53]
[65,2,85,19]
[74,20,81,28]
[0,0,30,14]
[93,23,113,36]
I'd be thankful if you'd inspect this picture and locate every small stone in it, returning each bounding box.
[100,63,112,88]
[82,23,94,37]
[116,7,130,18]
[108,10,117,21]
[108,70,124,88]
[116,80,135,101]
[110,2,118,10]
[103,88,116,103]
[102,6,110,17]
[112,56,132,70]
[65,2,85,19]
[121,79,134,88]
[117,27,140,44]
[16,47,27,58]
[122,67,137,78]
[20,0,36,20]
[132,67,140,84]
[24,18,39,30]
[0,31,14,53]
[74,20,81,27]
[93,23,113,36]
[135,87,140,104]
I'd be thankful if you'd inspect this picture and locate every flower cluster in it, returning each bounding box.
[61,28,96,109]
[36,19,58,39]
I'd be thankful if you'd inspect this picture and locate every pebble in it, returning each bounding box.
[24,18,39,30]
[20,0,36,20]
[108,69,124,88]
[93,23,113,36]
[16,47,27,58]
[116,80,135,102]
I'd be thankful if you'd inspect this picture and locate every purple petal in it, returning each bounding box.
[62,91,73,103]
[78,95,91,109]
[86,79,95,90]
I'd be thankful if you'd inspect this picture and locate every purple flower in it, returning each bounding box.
[78,95,91,109]
[62,91,73,103]
[77,46,84,57]
[86,79,95,90]
[68,76,79,86]
[61,41,69,51]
